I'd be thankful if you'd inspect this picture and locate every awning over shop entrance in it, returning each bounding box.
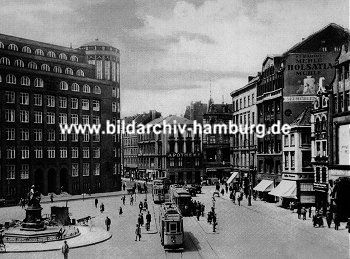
[226,172,239,184]
[268,180,297,198]
[253,180,274,192]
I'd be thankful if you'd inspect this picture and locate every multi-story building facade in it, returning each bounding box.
[311,85,331,212]
[139,115,202,183]
[231,75,258,191]
[0,34,121,200]
[203,102,233,180]
[329,40,350,219]
[184,101,207,124]
[256,23,349,196]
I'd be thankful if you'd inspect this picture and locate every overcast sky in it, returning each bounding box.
[0,0,349,117]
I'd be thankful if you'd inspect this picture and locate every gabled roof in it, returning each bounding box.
[290,107,311,127]
[207,103,233,114]
[148,115,192,125]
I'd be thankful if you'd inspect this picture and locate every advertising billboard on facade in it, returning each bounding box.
[338,124,350,165]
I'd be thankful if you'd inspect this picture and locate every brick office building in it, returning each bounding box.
[0,34,121,200]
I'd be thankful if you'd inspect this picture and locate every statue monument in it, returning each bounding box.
[21,185,46,231]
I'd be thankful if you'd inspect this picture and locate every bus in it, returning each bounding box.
[169,185,193,216]
[159,202,184,250]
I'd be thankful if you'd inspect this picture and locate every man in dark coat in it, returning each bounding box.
[326,210,333,228]
[105,216,111,231]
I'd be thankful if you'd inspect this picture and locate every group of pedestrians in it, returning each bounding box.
[135,199,152,241]
[192,200,205,220]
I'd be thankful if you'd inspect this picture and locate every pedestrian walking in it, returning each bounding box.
[123,182,126,191]
[105,216,111,231]
[308,207,312,218]
[94,198,98,208]
[302,207,307,220]
[144,200,148,211]
[212,213,217,232]
[121,195,126,205]
[61,241,69,259]
[135,224,141,241]
[50,193,54,203]
[119,206,123,216]
[140,213,144,226]
[88,217,93,231]
[225,183,228,193]
[196,207,201,221]
[220,188,225,196]
[326,210,333,228]
[146,211,151,230]
[100,203,105,213]
[334,214,340,230]
[297,204,301,219]
[139,201,143,213]
[201,204,205,217]
[130,195,134,205]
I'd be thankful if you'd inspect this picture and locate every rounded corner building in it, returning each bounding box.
[0,34,122,202]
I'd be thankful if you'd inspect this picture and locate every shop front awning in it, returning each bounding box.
[253,180,274,192]
[268,180,297,199]
[226,172,239,184]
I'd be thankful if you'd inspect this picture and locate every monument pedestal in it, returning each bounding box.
[21,206,46,231]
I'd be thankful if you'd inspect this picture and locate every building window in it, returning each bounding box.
[60,81,68,90]
[47,95,55,107]
[20,164,29,179]
[71,98,78,109]
[290,134,295,146]
[0,57,10,66]
[60,147,68,158]
[47,147,55,158]
[83,148,90,158]
[21,146,29,159]
[6,128,15,140]
[54,66,62,73]
[59,53,67,60]
[76,69,84,77]
[5,91,15,103]
[72,164,79,177]
[94,86,101,94]
[34,49,44,56]
[34,129,42,141]
[82,99,89,110]
[7,165,16,179]
[48,130,55,141]
[96,60,103,79]
[8,43,18,51]
[93,148,100,158]
[82,115,89,125]
[7,147,16,159]
[65,68,73,75]
[6,74,16,84]
[34,147,43,158]
[112,87,117,97]
[70,55,78,62]
[47,112,55,124]
[170,158,174,167]
[112,102,117,112]
[5,109,15,122]
[72,147,79,158]
[71,83,79,92]
[92,134,100,142]
[47,51,56,58]
[316,141,321,156]
[290,152,295,170]
[15,59,24,67]
[83,163,90,176]
[28,62,37,69]
[34,111,42,123]
[21,76,30,86]
[321,167,327,182]
[20,129,29,141]
[83,84,90,93]
[92,116,100,124]
[83,132,90,142]
[105,60,110,80]
[22,46,31,53]
[41,64,50,72]
[20,92,29,105]
[94,163,100,175]
[71,114,78,124]
[71,133,78,142]
[20,110,29,123]
[92,100,100,111]
[113,163,118,175]
[34,94,42,106]
[59,97,67,108]
[59,113,67,124]
[34,78,44,87]
[59,133,67,141]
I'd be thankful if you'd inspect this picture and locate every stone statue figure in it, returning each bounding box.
[27,185,41,208]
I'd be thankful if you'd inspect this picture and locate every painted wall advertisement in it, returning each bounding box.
[283,52,338,100]
[338,124,350,165]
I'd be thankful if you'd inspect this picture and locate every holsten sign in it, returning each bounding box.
[284,52,338,97]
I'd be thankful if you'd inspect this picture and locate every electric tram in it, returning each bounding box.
[159,202,184,250]
[169,185,193,216]
[152,183,165,203]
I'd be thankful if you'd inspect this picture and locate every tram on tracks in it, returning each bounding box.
[169,185,193,216]
[152,182,165,204]
[159,202,184,250]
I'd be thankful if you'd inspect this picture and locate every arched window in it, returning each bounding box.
[35,49,44,56]
[0,42,4,48]
[59,53,67,60]
[70,55,78,62]
[0,57,11,65]
[60,81,68,90]
[22,46,32,54]
[65,67,73,75]
[321,116,327,131]
[94,85,101,94]
[47,51,56,58]
[34,78,44,87]
[53,66,62,73]
[71,83,80,92]
[21,76,30,86]
[28,61,38,70]
[6,74,16,84]
[83,84,90,93]
[41,64,50,72]
[315,117,320,132]
[76,69,84,77]
[8,43,18,51]
[14,59,24,67]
